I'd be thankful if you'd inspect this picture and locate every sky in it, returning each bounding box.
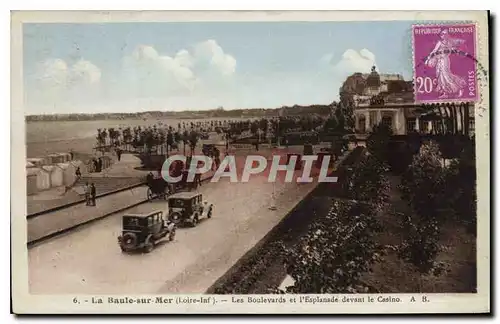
[23,21,417,114]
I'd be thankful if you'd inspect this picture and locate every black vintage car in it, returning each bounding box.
[118,211,176,253]
[146,175,172,201]
[167,192,213,227]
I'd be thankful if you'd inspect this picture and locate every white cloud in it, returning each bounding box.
[321,48,377,75]
[36,58,102,88]
[193,39,236,76]
[26,58,102,112]
[69,60,101,85]
[119,40,236,98]
[25,40,238,114]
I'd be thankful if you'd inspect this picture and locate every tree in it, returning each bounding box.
[398,141,448,273]
[283,200,382,293]
[188,130,199,156]
[181,130,189,155]
[167,129,174,157]
[445,137,477,235]
[366,123,392,163]
[347,154,390,213]
[250,121,259,137]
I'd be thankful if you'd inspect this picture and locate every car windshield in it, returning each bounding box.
[169,199,186,208]
[124,217,141,228]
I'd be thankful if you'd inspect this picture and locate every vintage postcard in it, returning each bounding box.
[11,10,490,314]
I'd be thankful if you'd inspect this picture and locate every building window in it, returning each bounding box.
[358,116,366,133]
[370,112,377,127]
[420,120,429,133]
[406,118,416,133]
[469,117,475,135]
[381,116,392,129]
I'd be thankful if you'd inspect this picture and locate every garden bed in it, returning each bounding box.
[206,149,365,294]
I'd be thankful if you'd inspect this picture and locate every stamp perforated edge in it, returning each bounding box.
[410,21,484,105]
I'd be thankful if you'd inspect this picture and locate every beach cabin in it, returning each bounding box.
[42,165,63,188]
[29,167,51,191]
[101,155,113,170]
[70,160,86,174]
[46,153,65,165]
[26,168,39,195]
[27,158,46,168]
[56,152,71,163]
[57,162,76,186]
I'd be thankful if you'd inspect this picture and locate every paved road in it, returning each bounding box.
[28,170,321,294]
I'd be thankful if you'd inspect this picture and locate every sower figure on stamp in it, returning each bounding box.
[425,29,467,99]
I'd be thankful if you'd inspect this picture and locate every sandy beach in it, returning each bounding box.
[25,117,240,158]
[26,137,97,158]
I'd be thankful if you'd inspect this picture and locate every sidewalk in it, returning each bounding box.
[27,171,215,244]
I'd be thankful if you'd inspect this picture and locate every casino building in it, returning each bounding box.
[340,66,475,136]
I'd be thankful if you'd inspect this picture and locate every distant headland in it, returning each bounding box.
[25,104,334,122]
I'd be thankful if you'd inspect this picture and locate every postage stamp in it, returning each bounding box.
[10,10,490,315]
[413,23,478,103]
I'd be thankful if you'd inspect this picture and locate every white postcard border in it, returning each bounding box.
[11,10,490,314]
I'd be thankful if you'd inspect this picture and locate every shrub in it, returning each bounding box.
[347,154,390,213]
[283,200,382,293]
[398,141,448,273]
[366,123,392,163]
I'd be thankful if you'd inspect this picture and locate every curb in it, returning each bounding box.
[27,181,146,219]
[27,198,149,248]
[27,174,215,247]
[27,173,215,219]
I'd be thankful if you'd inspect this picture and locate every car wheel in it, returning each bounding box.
[169,212,181,225]
[144,235,154,253]
[169,228,176,241]
[191,214,199,227]
[121,232,137,251]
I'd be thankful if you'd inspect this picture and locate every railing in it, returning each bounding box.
[27,180,146,219]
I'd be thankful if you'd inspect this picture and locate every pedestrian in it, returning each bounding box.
[90,183,96,206]
[92,158,98,173]
[146,172,154,186]
[84,182,90,206]
[75,166,81,180]
[116,148,122,161]
[69,149,74,160]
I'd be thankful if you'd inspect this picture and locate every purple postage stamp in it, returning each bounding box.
[412,23,478,103]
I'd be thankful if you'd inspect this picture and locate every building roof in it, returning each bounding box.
[123,210,164,218]
[168,191,201,199]
[365,66,381,87]
[26,167,40,176]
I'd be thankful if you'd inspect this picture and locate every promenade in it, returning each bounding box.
[28,149,351,295]
[27,171,215,244]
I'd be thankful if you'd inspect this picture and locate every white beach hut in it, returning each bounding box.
[57,162,76,186]
[27,158,46,168]
[56,152,71,163]
[26,168,39,195]
[30,167,51,191]
[46,153,65,165]
[42,165,63,188]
